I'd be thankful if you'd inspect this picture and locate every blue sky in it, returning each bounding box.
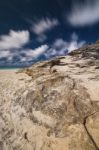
[0,0,99,67]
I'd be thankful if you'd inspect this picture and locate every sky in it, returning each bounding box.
[0,0,99,67]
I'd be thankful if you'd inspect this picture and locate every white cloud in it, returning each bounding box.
[53,38,68,50]
[67,41,85,52]
[44,38,68,59]
[18,45,48,64]
[54,33,86,53]
[67,0,99,26]
[0,30,49,66]
[44,33,86,58]
[0,44,49,65]
[0,30,85,66]
[0,30,29,50]
[0,51,10,58]
[30,17,59,42]
[31,18,59,35]
[67,33,86,52]
[23,45,48,60]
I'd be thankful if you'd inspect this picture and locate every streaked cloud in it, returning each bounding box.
[0,30,29,50]
[67,0,99,26]
[31,17,59,35]
[30,17,59,42]
[21,45,48,61]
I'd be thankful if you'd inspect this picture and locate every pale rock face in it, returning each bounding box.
[0,43,99,150]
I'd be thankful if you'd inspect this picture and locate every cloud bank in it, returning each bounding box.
[67,0,99,26]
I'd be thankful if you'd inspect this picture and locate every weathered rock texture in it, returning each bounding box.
[0,43,99,150]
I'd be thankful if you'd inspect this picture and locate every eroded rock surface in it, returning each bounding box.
[0,43,99,150]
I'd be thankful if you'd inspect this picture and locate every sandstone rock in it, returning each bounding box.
[0,43,99,150]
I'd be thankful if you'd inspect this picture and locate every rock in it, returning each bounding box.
[0,43,99,150]
[86,112,99,148]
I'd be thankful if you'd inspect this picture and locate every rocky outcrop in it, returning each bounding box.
[0,43,99,150]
